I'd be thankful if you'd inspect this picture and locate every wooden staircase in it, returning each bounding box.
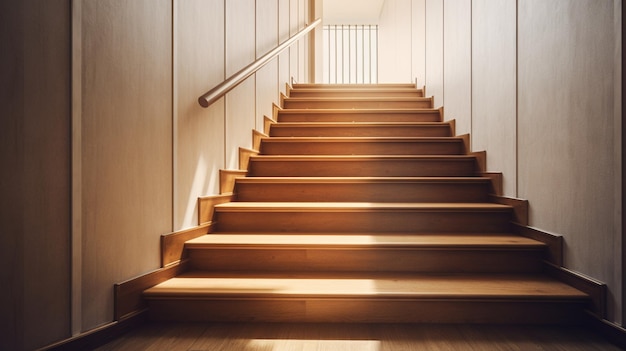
[144,83,590,324]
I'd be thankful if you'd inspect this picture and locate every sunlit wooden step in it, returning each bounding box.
[276,108,442,123]
[268,122,452,138]
[247,155,478,177]
[144,272,589,324]
[212,202,513,233]
[233,177,491,202]
[282,97,434,109]
[185,233,546,273]
[288,88,424,98]
[292,83,418,90]
[259,137,464,155]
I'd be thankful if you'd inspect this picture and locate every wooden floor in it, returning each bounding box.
[96,322,621,351]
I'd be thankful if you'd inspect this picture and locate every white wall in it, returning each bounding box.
[378,0,622,325]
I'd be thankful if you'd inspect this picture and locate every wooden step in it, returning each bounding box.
[185,233,546,273]
[276,108,442,123]
[282,97,434,109]
[269,122,452,138]
[259,137,464,155]
[212,202,513,233]
[144,272,589,324]
[292,83,418,90]
[233,177,491,202]
[289,88,424,98]
[247,155,478,177]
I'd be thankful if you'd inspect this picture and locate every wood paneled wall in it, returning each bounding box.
[0,1,72,350]
[1,0,312,349]
[378,0,622,324]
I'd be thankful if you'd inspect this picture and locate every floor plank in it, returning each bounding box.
[95,322,621,351]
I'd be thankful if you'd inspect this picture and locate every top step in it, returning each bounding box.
[293,83,418,90]
[289,88,424,98]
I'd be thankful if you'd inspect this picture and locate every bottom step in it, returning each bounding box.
[144,272,589,324]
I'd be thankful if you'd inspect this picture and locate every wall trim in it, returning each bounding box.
[489,195,528,226]
[586,311,626,350]
[198,193,234,225]
[38,310,146,351]
[513,223,563,266]
[543,261,607,319]
[161,223,211,267]
[113,260,189,321]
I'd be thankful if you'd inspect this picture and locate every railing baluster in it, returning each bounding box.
[322,24,377,84]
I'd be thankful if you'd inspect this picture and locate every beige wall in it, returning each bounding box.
[443,0,471,135]
[378,0,413,83]
[385,0,622,324]
[1,1,72,349]
[517,0,622,322]
[1,0,313,349]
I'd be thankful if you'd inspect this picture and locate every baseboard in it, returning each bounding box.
[543,261,607,319]
[114,260,189,321]
[38,310,146,351]
[161,223,211,267]
[586,311,626,350]
[198,193,234,225]
[512,223,563,265]
[489,195,529,225]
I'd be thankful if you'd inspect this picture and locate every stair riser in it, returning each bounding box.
[213,211,512,233]
[283,100,433,109]
[260,141,463,155]
[277,112,441,123]
[289,91,424,98]
[188,248,543,273]
[234,182,490,202]
[147,299,586,324]
[269,125,451,138]
[248,159,477,177]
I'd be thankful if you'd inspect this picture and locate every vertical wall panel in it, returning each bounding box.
[0,1,72,349]
[175,0,225,229]
[443,0,471,135]
[411,0,426,86]
[518,0,621,322]
[256,0,279,127]
[289,0,299,82]
[378,0,412,83]
[279,0,291,94]
[425,0,443,107]
[226,0,256,169]
[0,2,24,348]
[471,0,516,195]
[81,0,172,329]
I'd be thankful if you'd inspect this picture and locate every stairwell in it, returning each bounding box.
[143,83,590,324]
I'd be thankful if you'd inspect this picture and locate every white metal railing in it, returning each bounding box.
[323,25,378,84]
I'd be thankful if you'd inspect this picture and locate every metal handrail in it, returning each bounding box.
[198,18,322,108]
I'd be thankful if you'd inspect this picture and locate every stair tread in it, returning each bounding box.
[262,136,462,142]
[251,155,474,160]
[278,108,438,113]
[186,233,545,248]
[235,176,490,183]
[271,122,447,126]
[284,97,432,102]
[214,202,512,211]
[144,272,587,300]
